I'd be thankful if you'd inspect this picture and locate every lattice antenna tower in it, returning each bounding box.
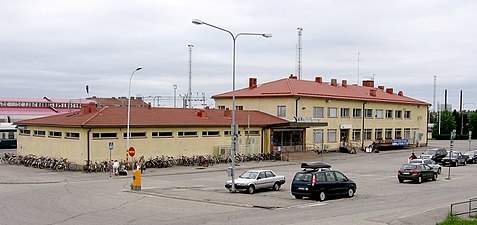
[296,27,303,80]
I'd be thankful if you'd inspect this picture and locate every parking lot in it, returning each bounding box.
[1,140,476,225]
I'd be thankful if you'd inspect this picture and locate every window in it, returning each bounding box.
[33,130,46,137]
[375,129,383,140]
[178,131,198,137]
[152,131,173,138]
[327,129,337,143]
[313,107,324,118]
[49,131,62,138]
[395,110,402,119]
[245,130,260,136]
[202,131,220,137]
[385,128,393,139]
[352,129,361,141]
[277,106,286,117]
[328,107,337,118]
[236,106,243,110]
[404,111,411,119]
[313,129,323,143]
[404,128,411,140]
[365,109,373,118]
[217,106,225,110]
[224,130,241,136]
[93,132,117,139]
[375,109,384,119]
[395,128,402,139]
[386,110,393,119]
[65,132,80,139]
[325,171,336,181]
[19,129,31,136]
[364,129,372,140]
[123,132,147,138]
[353,108,362,118]
[340,108,350,118]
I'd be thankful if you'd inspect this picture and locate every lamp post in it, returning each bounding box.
[192,19,271,192]
[173,84,177,108]
[127,66,143,167]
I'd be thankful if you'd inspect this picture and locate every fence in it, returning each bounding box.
[450,198,477,217]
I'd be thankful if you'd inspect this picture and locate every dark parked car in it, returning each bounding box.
[291,162,357,201]
[441,151,467,167]
[419,148,447,163]
[397,163,438,183]
[463,150,477,164]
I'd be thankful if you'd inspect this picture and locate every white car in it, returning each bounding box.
[225,169,286,194]
[409,158,442,174]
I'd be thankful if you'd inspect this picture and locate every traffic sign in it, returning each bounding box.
[128,147,136,157]
[108,142,114,151]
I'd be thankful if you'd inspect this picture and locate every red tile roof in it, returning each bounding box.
[15,106,289,128]
[212,77,430,105]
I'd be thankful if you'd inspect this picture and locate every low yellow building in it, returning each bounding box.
[15,103,291,165]
[213,75,431,152]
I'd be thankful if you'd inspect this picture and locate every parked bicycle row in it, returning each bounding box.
[1,152,284,172]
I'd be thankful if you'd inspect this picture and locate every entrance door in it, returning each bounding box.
[340,129,349,147]
[272,129,304,151]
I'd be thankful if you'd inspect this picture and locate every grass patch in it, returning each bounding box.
[438,213,477,225]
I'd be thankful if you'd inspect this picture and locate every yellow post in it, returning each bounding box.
[131,170,141,191]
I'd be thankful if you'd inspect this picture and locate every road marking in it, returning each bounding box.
[282,202,327,210]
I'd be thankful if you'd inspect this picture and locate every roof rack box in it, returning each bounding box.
[301,162,331,169]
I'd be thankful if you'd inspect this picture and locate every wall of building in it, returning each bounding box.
[17,125,268,165]
[215,96,429,150]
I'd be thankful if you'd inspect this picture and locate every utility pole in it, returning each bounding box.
[188,44,194,108]
[296,27,303,80]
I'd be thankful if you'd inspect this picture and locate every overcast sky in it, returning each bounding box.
[2,0,476,110]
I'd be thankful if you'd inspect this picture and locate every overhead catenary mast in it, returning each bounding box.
[188,44,194,108]
[357,52,360,84]
[296,27,303,80]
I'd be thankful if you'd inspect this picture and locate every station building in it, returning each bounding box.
[15,103,295,165]
[213,75,431,152]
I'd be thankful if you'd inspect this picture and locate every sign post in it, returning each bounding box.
[446,129,456,180]
[128,147,136,171]
[108,142,114,178]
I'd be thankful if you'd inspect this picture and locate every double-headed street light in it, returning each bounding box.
[127,66,143,165]
[192,19,271,192]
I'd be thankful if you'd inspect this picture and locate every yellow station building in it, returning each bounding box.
[213,75,430,152]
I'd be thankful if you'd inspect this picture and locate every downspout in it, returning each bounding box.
[362,101,367,150]
[87,128,91,169]
[261,127,265,154]
[295,97,301,118]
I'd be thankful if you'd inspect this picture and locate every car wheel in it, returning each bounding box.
[432,173,437,181]
[294,195,303,199]
[416,176,422,184]
[347,188,355,198]
[273,182,281,191]
[437,167,441,174]
[463,160,467,166]
[247,185,255,194]
[398,179,404,183]
[318,191,326,201]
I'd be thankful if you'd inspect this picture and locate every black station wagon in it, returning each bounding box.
[291,162,357,201]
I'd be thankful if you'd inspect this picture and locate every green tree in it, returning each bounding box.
[433,110,456,135]
[469,111,477,138]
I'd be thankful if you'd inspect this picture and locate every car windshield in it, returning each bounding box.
[401,164,417,170]
[239,171,258,179]
[423,149,437,155]
[446,152,459,157]
[464,151,473,156]
[294,172,313,182]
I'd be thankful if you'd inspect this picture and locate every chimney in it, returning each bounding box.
[224,109,232,118]
[386,88,394,94]
[378,85,385,90]
[398,91,403,96]
[342,80,348,87]
[289,74,298,79]
[249,78,257,89]
[370,89,377,97]
[196,109,208,118]
[331,79,337,86]
[80,102,97,115]
[362,80,375,87]
[315,76,323,83]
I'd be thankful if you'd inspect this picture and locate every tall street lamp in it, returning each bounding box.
[192,19,271,192]
[127,66,143,165]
